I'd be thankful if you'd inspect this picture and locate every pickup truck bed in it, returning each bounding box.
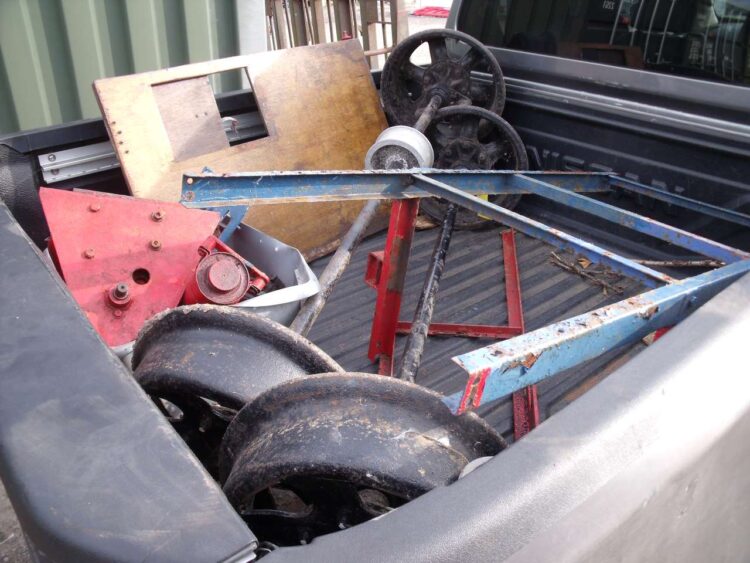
[1,31,749,557]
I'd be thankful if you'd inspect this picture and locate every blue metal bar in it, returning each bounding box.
[181,170,610,207]
[443,259,750,414]
[516,175,750,264]
[412,174,675,288]
[610,176,750,229]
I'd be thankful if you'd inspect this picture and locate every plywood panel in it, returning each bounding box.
[94,41,388,258]
[152,77,228,161]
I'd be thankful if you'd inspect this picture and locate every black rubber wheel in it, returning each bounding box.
[133,305,343,474]
[421,105,529,230]
[381,29,506,126]
[219,373,506,546]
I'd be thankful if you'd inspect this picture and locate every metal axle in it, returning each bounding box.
[396,203,457,383]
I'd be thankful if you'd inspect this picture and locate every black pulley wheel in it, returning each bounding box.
[421,105,529,230]
[132,305,343,472]
[381,29,506,126]
[219,373,506,546]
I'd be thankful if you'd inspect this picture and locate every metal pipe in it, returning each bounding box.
[395,203,457,383]
[414,94,443,133]
[290,199,381,336]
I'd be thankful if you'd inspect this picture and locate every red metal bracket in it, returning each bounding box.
[366,217,539,438]
[41,188,220,346]
[367,221,527,371]
[367,200,420,367]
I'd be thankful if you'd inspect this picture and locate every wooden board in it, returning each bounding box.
[94,41,388,258]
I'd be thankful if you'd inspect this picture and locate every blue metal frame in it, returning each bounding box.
[609,176,750,229]
[182,170,610,207]
[180,169,750,413]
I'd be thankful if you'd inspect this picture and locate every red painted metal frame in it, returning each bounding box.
[40,188,220,346]
[504,230,540,440]
[366,214,533,418]
[368,200,421,375]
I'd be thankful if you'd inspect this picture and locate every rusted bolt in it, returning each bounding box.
[186,177,194,185]
[47,154,56,162]
[150,239,162,250]
[89,203,101,212]
[83,248,95,259]
[151,210,165,222]
[113,283,129,299]
[183,191,195,201]
[108,283,132,308]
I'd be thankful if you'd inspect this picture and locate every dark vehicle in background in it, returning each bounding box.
[0,0,749,561]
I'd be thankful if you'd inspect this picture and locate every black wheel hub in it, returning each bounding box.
[419,61,471,108]
[437,139,488,170]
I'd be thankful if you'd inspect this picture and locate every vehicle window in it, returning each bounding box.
[457,0,750,86]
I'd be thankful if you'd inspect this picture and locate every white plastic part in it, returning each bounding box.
[365,126,435,170]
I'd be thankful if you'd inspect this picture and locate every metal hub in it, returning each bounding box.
[421,60,471,105]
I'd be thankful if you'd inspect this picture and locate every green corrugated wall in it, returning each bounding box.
[0,0,241,135]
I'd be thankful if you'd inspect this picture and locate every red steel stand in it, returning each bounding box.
[366,205,532,430]
[367,200,421,375]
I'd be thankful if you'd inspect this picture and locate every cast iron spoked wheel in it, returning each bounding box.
[421,105,530,230]
[219,373,506,546]
[380,29,506,126]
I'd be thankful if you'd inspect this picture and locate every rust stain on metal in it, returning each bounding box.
[521,353,538,369]
[640,304,659,319]
[505,352,539,371]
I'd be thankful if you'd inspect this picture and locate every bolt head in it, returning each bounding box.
[150,239,162,250]
[151,210,165,221]
[113,310,123,318]
[89,203,101,212]
[114,283,129,299]
[47,154,56,162]
[83,248,95,259]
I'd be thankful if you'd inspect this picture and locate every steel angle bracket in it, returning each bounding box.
[444,259,750,413]
[180,169,611,208]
